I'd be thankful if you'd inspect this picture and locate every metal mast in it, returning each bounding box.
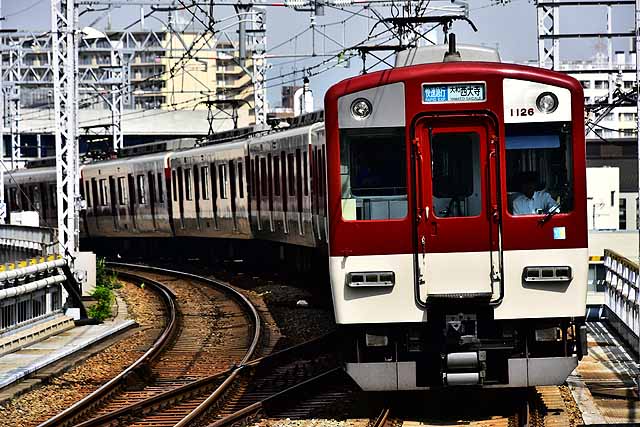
[51,0,80,261]
[251,7,267,127]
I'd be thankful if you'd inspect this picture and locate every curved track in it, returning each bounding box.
[38,263,262,427]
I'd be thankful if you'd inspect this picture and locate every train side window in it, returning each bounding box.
[148,172,156,204]
[259,158,268,197]
[273,156,281,196]
[117,177,126,205]
[229,160,237,201]
[91,179,98,208]
[9,187,17,210]
[50,184,57,208]
[506,122,573,216]
[210,163,218,202]
[84,181,91,208]
[303,151,309,196]
[287,153,295,196]
[267,155,272,204]
[431,132,481,218]
[137,175,146,204]
[238,162,244,198]
[201,166,209,200]
[218,164,228,199]
[100,179,109,206]
[172,170,178,202]
[340,128,406,221]
[41,183,49,211]
[184,168,193,201]
[157,172,164,203]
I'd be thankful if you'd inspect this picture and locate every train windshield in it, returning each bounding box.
[340,127,407,221]
[505,122,573,216]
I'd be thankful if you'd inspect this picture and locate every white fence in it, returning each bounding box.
[603,249,640,354]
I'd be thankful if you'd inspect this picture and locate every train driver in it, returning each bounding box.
[512,172,558,215]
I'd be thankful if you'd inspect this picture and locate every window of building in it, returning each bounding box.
[580,80,591,89]
[619,198,627,230]
[340,128,407,220]
[595,80,609,89]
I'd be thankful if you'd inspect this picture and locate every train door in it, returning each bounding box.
[148,171,157,230]
[413,116,501,302]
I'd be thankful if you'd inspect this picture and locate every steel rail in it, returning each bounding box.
[74,333,335,427]
[372,408,391,427]
[109,262,262,365]
[37,270,179,427]
[205,368,342,427]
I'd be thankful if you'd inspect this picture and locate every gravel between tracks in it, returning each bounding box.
[0,280,164,427]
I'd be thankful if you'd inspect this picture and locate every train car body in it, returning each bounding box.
[248,124,327,247]
[324,46,587,389]
[169,141,252,239]
[82,153,173,238]
[5,167,57,227]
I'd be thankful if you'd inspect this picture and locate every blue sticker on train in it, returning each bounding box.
[422,83,485,103]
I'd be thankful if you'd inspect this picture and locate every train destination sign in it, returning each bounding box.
[422,82,486,103]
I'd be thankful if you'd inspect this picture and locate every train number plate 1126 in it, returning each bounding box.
[422,82,486,104]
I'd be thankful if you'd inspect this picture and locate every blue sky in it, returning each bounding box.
[3,0,636,108]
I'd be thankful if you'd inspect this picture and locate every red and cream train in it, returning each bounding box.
[5,44,588,390]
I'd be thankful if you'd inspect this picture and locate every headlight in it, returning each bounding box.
[536,92,559,113]
[350,98,372,120]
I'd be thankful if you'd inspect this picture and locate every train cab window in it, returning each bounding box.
[431,132,481,218]
[117,177,127,205]
[184,168,193,201]
[219,164,228,199]
[137,175,146,204]
[238,162,244,198]
[100,179,108,206]
[201,166,209,200]
[340,128,407,221]
[506,122,573,216]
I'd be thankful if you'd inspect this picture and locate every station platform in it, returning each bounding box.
[0,294,135,398]
[570,321,640,424]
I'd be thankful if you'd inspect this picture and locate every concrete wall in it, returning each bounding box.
[587,167,619,230]
[589,230,638,259]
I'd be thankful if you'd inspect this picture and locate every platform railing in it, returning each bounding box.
[0,224,57,270]
[0,259,67,335]
[603,249,640,354]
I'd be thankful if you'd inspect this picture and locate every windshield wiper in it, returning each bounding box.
[538,204,560,225]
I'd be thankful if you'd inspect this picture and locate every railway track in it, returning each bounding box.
[367,385,573,427]
[38,263,262,427]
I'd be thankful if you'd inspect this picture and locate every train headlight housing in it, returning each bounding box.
[536,92,558,114]
[350,98,372,120]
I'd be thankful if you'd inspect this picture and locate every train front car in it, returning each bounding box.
[325,47,587,390]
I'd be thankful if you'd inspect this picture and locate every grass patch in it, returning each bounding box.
[88,258,122,322]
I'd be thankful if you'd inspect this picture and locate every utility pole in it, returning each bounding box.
[0,0,5,224]
[51,0,80,263]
